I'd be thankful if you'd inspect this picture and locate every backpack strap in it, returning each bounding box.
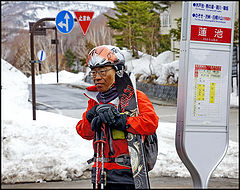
[87,154,131,168]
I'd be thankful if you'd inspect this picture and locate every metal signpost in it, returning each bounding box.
[29,18,55,120]
[176,1,236,188]
[51,28,59,83]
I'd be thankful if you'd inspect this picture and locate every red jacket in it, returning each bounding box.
[76,85,159,184]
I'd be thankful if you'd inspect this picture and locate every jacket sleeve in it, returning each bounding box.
[126,90,159,135]
[76,99,97,140]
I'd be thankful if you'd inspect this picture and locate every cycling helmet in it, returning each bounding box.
[86,45,125,72]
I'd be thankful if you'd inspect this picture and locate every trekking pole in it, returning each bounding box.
[100,124,106,189]
[100,123,106,189]
[101,141,104,189]
[94,124,106,189]
[95,132,100,189]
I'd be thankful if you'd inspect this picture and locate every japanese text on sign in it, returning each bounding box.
[191,25,231,43]
[78,15,91,21]
[191,1,233,28]
[193,65,222,119]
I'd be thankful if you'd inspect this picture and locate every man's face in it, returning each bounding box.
[90,66,116,92]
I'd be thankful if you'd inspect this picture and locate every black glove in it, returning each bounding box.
[96,104,117,126]
[86,105,98,123]
[96,104,128,131]
[112,113,128,131]
[91,115,102,132]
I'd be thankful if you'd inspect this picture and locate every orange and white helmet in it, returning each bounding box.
[86,45,125,70]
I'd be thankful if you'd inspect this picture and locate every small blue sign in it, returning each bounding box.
[37,50,46,62]
[56,10,74,34]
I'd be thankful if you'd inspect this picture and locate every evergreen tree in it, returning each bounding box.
[169,17,182,42]
[62,49,76,71]
[169,17,182,57]
[105,1,169,58]
[158,34,171,54]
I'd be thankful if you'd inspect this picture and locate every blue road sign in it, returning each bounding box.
[56,10,74,34]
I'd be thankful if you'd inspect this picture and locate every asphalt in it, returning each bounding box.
[1,177,239,189]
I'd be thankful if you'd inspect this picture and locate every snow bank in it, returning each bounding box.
[123,50,178,84]
[2,59,92,183]
[28,70,87,85]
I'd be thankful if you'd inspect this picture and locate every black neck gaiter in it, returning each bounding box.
[96,85,119,104]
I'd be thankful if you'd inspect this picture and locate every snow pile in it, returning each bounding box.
[2,60,31,111]
[30,70,89,86]
[2,59,93,183]
[123,49,178,85]
[1,57,239,184]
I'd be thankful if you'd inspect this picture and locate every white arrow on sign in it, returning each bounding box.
[58,13,70,31]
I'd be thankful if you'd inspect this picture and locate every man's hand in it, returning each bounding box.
[96,104,128,131]
[86,105,98,123]
[95,104,118,125]
[91,116,102,132]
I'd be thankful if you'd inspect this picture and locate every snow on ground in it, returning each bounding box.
[1,53,239,184]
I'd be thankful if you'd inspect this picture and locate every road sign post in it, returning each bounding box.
[55,27,59,83]
[29,22,47,36]
[176,1,236,188]
[29,18,55,120]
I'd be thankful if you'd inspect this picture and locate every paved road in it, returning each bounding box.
[29,84,89,110]
[1,177,239,189]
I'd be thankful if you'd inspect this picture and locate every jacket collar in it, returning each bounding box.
[83,85,119,106]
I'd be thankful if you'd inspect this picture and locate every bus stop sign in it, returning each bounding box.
[176,1,236,188]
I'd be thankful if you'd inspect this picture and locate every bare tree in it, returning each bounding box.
[12,30,32,76]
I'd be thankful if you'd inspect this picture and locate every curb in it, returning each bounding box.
[28,99,63,114]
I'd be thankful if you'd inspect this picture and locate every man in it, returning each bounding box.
[76,45,159,189]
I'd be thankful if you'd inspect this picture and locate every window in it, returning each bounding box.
[160,11,171,27]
